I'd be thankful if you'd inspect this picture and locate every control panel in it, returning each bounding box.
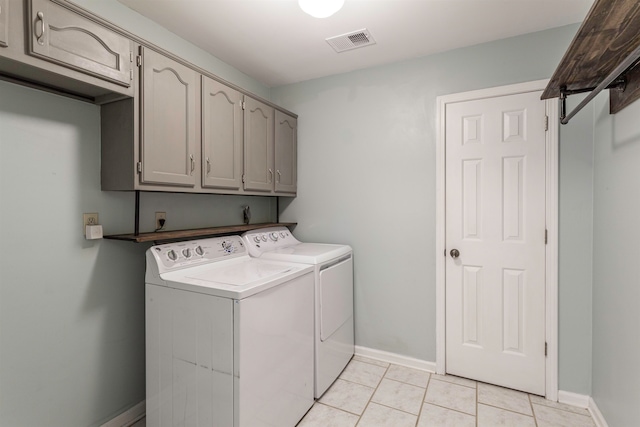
[150,235,246,271]
[242,227,301,256]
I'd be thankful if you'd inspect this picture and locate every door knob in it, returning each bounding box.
[450,249,460,259]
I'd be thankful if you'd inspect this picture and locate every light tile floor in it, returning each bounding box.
[128,355,597,427]
[296,355,597,427]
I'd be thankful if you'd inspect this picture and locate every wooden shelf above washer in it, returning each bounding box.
[104,222,297,243]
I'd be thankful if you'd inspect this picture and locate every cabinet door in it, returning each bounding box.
[202,77,243,190]
[274,111,297,194]
[244,96,274,192]
[0,0,8,48]
[28,0,132,87]
[141,47,199,187]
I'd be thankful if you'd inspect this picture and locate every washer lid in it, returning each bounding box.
[156,257,313,299]
[259,243,352,265]
[187,259,294,286]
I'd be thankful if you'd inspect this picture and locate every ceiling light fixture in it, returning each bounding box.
[299,0,345,18]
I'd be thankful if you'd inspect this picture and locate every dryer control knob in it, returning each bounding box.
[167,250,178,261]
[195,246,204,256]
[269,232,278,241]
[253,236,261,243]
[279,232,286,238]
[261,235,267,242]
[182,248,192,258]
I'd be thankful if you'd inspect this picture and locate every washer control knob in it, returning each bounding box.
[261,235,267,242]
[182,248,192,258]
[195,246,204,256]
[222,241,233,253]
[269,232,278,241]
[253,236,261,243]
[167,250,178,261]
[280,232,286,238]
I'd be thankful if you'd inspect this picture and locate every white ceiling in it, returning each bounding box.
[116,0,594,88]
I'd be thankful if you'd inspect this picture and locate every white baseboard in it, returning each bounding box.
[355,345,436,372]
[100,401,145,427]
[553,391,609,427]
[588,397,610,427]
[558,390,589,408]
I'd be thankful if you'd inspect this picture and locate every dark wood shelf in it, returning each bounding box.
[104,222,297,243]
[542,0,640,113]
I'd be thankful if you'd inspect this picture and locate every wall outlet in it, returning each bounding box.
[155,212,166,230]
[83,213,99,236]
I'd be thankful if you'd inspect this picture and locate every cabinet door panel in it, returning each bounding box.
[274,111,297,194]
[244,97,274,192]
[0,0,8,48]
[28,0,132,86]
[141,48,198,187]
[202,77,243,190]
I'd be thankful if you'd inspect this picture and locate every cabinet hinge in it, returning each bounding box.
[545,229,548,244]
[136,55,142,67]
[137,162,142,173]
[545,342,548,357]
[544,115,549,131]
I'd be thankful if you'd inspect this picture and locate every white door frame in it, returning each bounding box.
[435,79,559,400]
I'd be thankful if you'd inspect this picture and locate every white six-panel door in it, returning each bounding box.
[445,90,546,395]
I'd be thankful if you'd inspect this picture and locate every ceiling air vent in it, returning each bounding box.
[326,29,376,53]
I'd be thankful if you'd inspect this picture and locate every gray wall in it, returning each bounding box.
[590,93,640,426]
[559,94,594,395]
[272,24,594,395]
[0,1,275,425]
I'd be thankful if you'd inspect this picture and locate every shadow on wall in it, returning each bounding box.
[82,240,149,425]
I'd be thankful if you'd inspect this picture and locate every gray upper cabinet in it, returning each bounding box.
[202,76,243,190]
[28,0,132,87]
[274,111,297,194]
[244,96,275,192]
[0,0,8,48]
[141,47,199,187]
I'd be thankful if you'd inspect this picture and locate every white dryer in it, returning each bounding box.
[242,227,354,398]
[145,235,314,427]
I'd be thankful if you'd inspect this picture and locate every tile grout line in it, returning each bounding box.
[353,362,390,426]
[528,394,540,427]
[414,372,431,427]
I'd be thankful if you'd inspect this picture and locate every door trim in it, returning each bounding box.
[435,79,559,400]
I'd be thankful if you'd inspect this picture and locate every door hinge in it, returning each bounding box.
[545,229,548,244]
[136,55,142,67]
[545,342,548,357]
[137,162,142,173]
[544,115,549,131]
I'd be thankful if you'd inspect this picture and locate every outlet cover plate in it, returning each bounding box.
[83,213,99,236]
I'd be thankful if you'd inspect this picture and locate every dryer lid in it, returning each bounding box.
[260,243,352,265]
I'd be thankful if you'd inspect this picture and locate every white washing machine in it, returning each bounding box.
[145,235,315,427]
[242,227,354,398]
